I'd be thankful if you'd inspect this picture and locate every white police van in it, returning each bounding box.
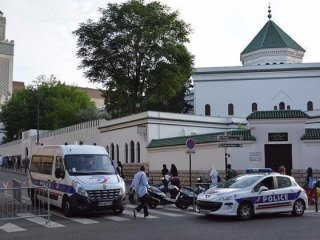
[197,168,308,220]
[28,144,126,217]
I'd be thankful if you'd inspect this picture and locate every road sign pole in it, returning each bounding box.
[189,153,192,187]
[224,147,227,172]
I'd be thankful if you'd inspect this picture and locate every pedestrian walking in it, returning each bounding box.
[278,165,286,175]
[132,165,149,219]
[225,164,237,180]
[305,167,315,204]
[209,165,219,187]
[23,156,30,173]
[170,164,178,177]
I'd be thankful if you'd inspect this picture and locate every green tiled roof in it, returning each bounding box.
[241,20,305,55]
[247,110,309,120]
[301,128,320,140]
[147,130,255,149]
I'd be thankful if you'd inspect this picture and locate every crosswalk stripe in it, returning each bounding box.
[0,223,26,233]
[122,209,158,219]
[126,204,183,217]
[16,213,64,228]
[105,216,130,221]
[51,210,99,224]
[160,207,200,215]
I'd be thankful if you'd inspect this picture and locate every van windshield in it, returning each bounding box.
[64,154,115,175]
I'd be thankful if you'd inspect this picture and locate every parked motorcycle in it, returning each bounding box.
[128,186,175,209]
[159,175,181,199]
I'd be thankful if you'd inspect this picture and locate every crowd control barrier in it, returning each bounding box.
[0,179,51,225]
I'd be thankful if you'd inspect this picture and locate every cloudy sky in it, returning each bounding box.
[1,0,320,88]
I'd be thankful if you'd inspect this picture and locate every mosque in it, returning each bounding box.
[0,7,319,184]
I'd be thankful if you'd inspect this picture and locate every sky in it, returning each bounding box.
[1,0,320,88]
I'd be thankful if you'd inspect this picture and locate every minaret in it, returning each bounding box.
[0,11,14,105]
[240,5,305,66]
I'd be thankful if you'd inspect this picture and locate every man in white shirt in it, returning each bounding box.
[132,165,149,218]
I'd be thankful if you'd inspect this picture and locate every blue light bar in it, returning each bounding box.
[246,168,272,174]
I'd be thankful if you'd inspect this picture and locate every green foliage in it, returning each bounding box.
[74,0,194,118]
[0,75,98,142]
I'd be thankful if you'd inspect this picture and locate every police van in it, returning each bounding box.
[28,144,126,217]
[197,168,308,220]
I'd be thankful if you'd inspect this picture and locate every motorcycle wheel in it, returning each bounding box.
[128,194,136,204]
[175,201,190,210]
[148,201,158,209]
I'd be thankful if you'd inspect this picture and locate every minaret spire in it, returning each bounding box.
[268,3,272,20]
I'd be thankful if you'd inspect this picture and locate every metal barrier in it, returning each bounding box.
[0,179,51,225]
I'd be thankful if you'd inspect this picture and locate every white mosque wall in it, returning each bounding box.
[193,63,320,118]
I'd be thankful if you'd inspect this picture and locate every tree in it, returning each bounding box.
[74,0,194,118]
[0,75,98,143]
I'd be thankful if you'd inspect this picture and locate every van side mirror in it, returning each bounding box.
[55,168,65,179]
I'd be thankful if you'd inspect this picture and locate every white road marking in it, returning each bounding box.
[122,209,158,219]
[16,213,64,228]
[104,216,130,221]
[0,223,26,233]
[126,204,183,217]
[51,210,99,224]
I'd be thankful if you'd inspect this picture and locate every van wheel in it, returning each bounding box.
[63,198,74,217]
[237,202,253,221]
[291,199,305,216]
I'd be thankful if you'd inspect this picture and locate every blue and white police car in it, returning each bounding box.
[196,168,308,220]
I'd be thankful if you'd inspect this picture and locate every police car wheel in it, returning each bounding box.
[63,198,74,217]
[237,202,253,221]
[291,199,305,216]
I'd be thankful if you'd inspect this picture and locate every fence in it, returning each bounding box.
[0,179,51,225]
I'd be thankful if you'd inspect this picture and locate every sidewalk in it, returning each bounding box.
[0,168,27,176]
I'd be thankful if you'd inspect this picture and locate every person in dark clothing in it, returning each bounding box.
[170,164,178,177]
[117,160,124,178]
[306,167,315,204]
[162,164,169,176]
[225,164,237,180]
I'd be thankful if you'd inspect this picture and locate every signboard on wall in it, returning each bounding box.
[249,152,261,161]
[268,132,288,141]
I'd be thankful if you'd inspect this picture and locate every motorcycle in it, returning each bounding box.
[174,177,211,210]
[159,175,181,199]
[128,185,175,209]
[175,187,197,210]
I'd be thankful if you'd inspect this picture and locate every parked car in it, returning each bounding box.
[197,169,308,220]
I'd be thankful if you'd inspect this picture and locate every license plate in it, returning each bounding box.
[199,209,211,214]
[98,201,112,207]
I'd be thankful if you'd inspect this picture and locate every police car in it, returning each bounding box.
[196,168,308,220]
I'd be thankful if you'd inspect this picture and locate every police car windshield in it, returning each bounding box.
[64,154,115,175]
[219,174,263,189]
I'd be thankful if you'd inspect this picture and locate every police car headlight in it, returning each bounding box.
[218,194,237,201]
[72,180,89,198]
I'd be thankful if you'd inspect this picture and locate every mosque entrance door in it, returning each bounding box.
[265,144,292,175]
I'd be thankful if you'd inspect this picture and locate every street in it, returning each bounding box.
[1,171,320,240]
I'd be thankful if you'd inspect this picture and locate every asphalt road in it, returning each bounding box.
[1,170,320,240]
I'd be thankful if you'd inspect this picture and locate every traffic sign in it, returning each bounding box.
[186,138,195,149]
[218,143,243,148]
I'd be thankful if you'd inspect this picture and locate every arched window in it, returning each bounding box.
[252,103,258,112]
[279,102,285,110]
[274,106,277,110]
[125,143,128,163]
[307,101,313,111]
[130,141,135,163]
[205,104,211,116]
[136,142,140,163]
[287,105,291,110]
[106,145,109,154]
[228,103,234,116]
[111,143,115,160]
[116,144,119,162]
